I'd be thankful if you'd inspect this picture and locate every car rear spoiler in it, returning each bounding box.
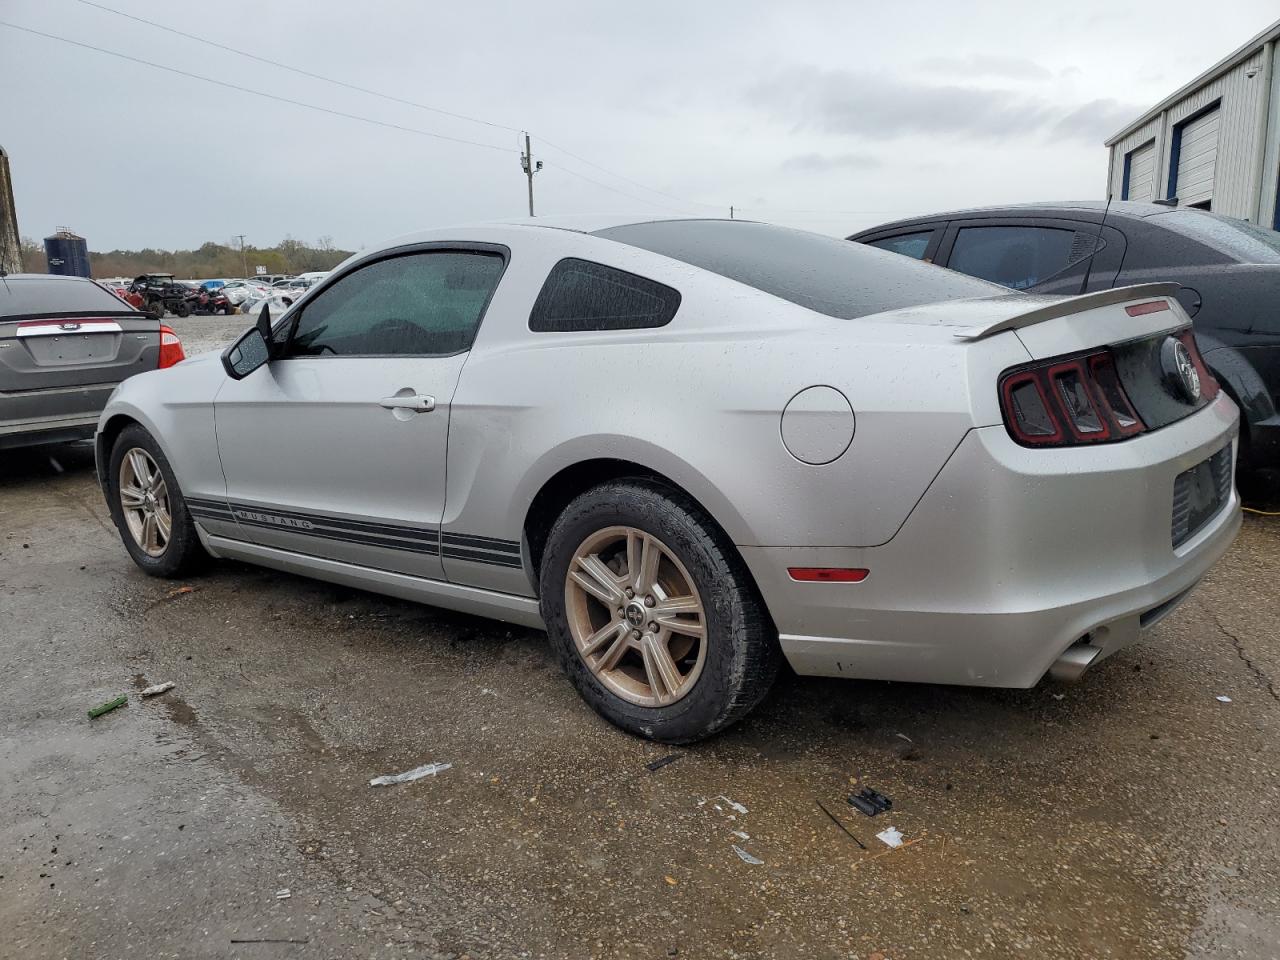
[953,282,1182,340]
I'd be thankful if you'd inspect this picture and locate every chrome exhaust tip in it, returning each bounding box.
[1049,643,1103,682]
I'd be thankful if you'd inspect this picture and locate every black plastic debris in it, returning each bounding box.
[848,788,893,817]
[646,753,683,772]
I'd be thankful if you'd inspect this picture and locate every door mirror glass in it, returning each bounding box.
[221,325,270,380]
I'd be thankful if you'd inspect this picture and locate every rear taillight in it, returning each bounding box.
[158,325,185,368]
[1000,348,1146,447]
[1176,329,1219,402]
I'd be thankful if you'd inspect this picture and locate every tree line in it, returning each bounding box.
[19,236,354,280]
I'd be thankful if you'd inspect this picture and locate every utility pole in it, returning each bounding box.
[520,133,542,217]
[0,145,21,275]
[235,234,248,278]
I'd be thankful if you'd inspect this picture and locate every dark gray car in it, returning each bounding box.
[849,202,1280,476]
[0,274,181,449]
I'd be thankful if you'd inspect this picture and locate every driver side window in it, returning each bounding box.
[285,250,505,357]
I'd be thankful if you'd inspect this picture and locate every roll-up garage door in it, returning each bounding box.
[1124,141,1156,202]
[1175,108,1219,208]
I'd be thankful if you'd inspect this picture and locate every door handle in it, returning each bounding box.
[378,394,436,413]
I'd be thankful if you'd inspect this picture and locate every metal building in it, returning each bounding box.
[43,227,91,278]
[1105,18,1280,229]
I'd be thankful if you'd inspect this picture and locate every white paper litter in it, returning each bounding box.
[876,826,905,848]
[369,762,452,787]
[717,796,748,814]
[275,888,291,900]
[731,830,750,841]
[140,681,175,697]
[731,844,763,865]
[1216,695,1233,703]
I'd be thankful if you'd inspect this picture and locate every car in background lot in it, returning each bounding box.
[1,274,184,449]
[95,217,1239,742]
[220,279,270,306]
[849,202,1280,478]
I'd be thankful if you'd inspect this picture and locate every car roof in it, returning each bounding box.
[849,201,1177,237]
[378,215,725,248]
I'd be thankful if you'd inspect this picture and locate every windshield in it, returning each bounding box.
[595,220,1006,320]
[1154,210,1280,263]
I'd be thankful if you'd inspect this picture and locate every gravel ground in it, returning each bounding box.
[1,385,1278,958]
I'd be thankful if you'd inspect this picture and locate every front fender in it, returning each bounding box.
[94,354,229,504]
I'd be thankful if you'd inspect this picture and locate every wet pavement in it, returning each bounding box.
[2,332,1279,958]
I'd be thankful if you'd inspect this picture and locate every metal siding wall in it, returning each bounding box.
[1109,120,1161,197]
[1262,43,1280,228]
[1165,55,1265,217]
[1108,50,1274,220]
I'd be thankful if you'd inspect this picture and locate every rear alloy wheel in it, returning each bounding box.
[565,526,707,707]
[541,480,780,743]
[106,424,206,577]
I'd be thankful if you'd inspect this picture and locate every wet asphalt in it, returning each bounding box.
[2,316,1279,959]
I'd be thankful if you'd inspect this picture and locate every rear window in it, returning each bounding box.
[1154,211,1280,263]
[594,220,1003,320]
[0,277,131,318]
[529,259,681,332]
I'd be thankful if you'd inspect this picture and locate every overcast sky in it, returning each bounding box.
[2,0,1277,251]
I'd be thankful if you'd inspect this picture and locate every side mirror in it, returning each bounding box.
[221,323,271,380]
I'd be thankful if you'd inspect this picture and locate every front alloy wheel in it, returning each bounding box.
[566,526,707,707]
[119,446,171,557]
[106,423,206,578]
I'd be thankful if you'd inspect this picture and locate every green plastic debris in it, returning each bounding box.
[88,695,127,719]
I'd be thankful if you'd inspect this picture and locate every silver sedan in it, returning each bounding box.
[95,217,1241,742]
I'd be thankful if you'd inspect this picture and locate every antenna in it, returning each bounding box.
[1079,194,1112,295]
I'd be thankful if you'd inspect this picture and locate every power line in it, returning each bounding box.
[16,11,911,224]
[71,0,520,136]
[534,136,723,210]
[66,0,718,211]
[546,162,687,213]
[0,21,514,156]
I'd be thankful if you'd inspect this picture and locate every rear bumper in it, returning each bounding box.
[0,412,99,450]
[1,381,117,447]
[745,393,1241,687]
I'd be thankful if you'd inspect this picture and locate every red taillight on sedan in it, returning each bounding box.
[158,325,185,368]
[1000,349,1146,447]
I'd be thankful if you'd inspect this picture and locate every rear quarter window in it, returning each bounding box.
[529,258,681,332]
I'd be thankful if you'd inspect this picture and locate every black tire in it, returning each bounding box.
[173,301,190,318]
[150,299,165,318]
[540,479,780,743]
[105,424,207,578]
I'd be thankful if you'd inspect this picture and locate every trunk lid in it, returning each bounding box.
[0,311,160,393]
[1,276,161,394]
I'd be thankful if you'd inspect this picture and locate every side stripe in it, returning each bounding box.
[183,497,521,569]
[231,515,440,556]
[440,532,521,554]
[441,546,524,568]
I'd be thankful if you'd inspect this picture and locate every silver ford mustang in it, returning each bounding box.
[95,217,1241,742]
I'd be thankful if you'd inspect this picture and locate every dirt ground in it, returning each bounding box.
[2,317,1279,959]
